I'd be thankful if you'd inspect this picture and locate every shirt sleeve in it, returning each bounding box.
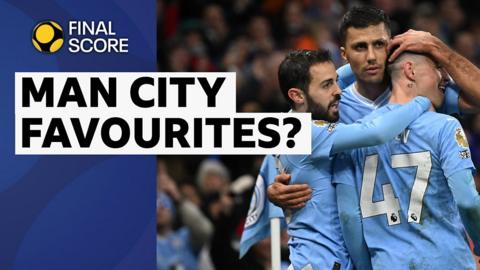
[447,169,480,255]
[310,123,338,161]
[337,63,356,90]
[330,96,431,155]
[439,117,476,178]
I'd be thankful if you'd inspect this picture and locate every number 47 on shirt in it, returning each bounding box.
[360,151,431,225]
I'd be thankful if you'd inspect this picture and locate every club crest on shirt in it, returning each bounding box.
[455,128,469,148]
[327,123,337,133]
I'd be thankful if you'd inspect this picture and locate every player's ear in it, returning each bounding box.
[340,47,347,62]
[403,61,415,82]
[288,88,305,105]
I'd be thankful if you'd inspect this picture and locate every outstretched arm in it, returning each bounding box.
[330,96,431,154]
[388,30,480,113]
[447,169,480,255]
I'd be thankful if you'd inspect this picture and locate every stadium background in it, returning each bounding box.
[157,0,480,269]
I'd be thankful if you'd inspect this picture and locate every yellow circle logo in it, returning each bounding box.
[32,21,64,53]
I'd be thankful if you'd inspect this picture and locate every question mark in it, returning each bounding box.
[283,117,301,148]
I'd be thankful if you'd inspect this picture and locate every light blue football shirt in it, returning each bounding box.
[339,83,391,124]
[280,96,430,270]
[335,104,476,270]
[280,121,352,270]
[273,64,461,270]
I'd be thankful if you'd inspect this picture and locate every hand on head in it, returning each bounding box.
[388,29,441,63]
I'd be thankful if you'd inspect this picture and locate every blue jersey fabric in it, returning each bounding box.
[339,83,391,124]
[281,121,353,270]
[156,228,198,270]
[281,97,430,270]
[334,104,476,270]
[273,64,462,270]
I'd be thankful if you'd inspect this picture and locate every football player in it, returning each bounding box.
[334,51,480,270]
[274,49,433,270]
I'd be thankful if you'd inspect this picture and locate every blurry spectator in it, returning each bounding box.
[203,4,230,62]
[180,183,202,207]
[183,24,208,57]
[281,1,307,48]
[222,36,250,72]
[411,3,445,41]
[388,0,414,34]
[196,159,230,197]
[167,44,191,71]
[192,54,216,72]
[196,159,254,269]
[439,0,467,39]
[305,0,344,33]
[454,32,480,66]
[247,16,275,54]
[284,1,306,37]
[157,161,213,270]
[470,20,480,51]
[309,21,343,66]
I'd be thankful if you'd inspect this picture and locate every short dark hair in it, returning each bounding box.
[278,49,332,107]
[339,6,391,45]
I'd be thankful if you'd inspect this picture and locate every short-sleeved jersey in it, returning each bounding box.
[334,104,476,270]
[280,121,353,270]
[278,67,461,269]
[339,83,391,124]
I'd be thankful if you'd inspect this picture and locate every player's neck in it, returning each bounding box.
[355,79,389,102]
[389,81,415,104]
[390,82,435,112]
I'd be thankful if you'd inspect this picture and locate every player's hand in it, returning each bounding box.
[267,173,312,209]
[388,29,441,62]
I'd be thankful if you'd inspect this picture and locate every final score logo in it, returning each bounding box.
[32,20,128,53]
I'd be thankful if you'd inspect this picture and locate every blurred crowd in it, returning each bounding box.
[157,0,480,269]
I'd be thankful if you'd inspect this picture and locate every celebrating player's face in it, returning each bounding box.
[341,23,389,85]
[415,57,447,109]
[305,62,341,122]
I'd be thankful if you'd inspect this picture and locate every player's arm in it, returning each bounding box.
[439,119,480,254]
[388,30,480,113]
[337,63,355,89]
[267,173,312,209]
[336,184,372,269]
[270,96,430,209]
[329,96,431,155]
[447,169,480,255]
[334,153,372,269]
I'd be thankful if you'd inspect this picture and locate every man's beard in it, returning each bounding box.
[306,94,340,122]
